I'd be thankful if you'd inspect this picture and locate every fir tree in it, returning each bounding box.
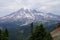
[28,23,53,40]
[30,23,33,36]
[3,28,9,40]
[57,22,60,27]
[30,23,34,40]
[0,29,2,40]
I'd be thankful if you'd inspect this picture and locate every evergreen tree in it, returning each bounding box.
[28,23,53,40]
[57,22,60,27]
[30,23,34,40]
[0,29,2,40]
[30,23,33,36]
[4,29,8,37]
[3,29,9,40]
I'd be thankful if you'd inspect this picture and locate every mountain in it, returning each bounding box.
[0,8,60,25]
[0,8,60,40]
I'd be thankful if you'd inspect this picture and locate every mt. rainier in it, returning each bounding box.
[0,8,60,40]
[0,8,60,26]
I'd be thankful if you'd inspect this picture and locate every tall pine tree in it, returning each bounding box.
[30,23,34,40]
[0,29,2,40]
[3,28,9,40]
[28,23,53,40]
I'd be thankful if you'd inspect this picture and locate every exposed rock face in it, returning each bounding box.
[51,26,60,40]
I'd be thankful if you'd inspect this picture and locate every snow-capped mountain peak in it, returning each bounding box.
[0,8,60,26]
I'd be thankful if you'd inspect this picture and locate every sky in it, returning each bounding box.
[0,0,60,17]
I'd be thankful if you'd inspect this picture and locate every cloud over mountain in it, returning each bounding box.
[0,0,60,17]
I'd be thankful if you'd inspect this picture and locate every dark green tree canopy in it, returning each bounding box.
[28,23,53,40]
[0,28,9,40]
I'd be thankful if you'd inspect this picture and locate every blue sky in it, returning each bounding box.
[0,0,60,17]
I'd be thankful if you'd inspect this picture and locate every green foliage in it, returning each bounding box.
[3,29,9,40]
[30,23,34,36]
[4,29,9,37]
[0,28,9,40]
[28,23,53,40]
[0,29,2,40]
[57,22,60,27]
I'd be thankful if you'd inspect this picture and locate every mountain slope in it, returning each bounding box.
[0,8,60,25]
[51,27,60,40]
[0,8,60,40]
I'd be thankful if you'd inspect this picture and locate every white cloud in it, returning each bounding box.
[0,0,60,17]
